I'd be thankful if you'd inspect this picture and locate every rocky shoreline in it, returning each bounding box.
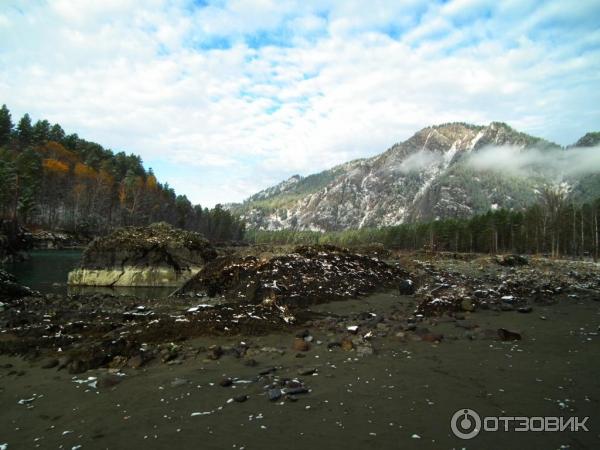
[1,250,598,375]
[0,250,599,449]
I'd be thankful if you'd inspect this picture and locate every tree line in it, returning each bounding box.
[0,104,244,241]
[246,189,600,259]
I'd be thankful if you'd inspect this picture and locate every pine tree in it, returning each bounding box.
[17,113,34,147]
[0,104,13,146]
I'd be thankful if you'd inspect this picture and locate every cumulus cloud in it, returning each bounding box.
[0,0,598,206]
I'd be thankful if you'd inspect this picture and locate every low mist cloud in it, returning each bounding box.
[466,145,600,178]
[399,150,444,173]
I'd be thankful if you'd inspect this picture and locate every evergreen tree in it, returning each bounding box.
[17,113,33,147]
[32,119,51,144]
[0,104,13,146]
[49,123,65,142]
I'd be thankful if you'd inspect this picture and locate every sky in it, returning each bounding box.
[1,0,599,207]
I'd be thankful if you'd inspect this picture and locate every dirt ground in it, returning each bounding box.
[1,286,599,449]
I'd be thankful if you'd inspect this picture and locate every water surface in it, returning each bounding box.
[6,249,173,298]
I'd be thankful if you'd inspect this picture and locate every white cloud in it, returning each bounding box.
[0,0,598,206]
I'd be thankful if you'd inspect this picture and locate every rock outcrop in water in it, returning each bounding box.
[68,222,217,287]
[175,244,407,306]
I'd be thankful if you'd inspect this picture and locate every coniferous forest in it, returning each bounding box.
[0,104,244,241]
[246,190,600,259]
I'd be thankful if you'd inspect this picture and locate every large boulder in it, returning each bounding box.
[68,222,217,287]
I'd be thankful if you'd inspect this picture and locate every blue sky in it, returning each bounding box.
[1,0,599,206]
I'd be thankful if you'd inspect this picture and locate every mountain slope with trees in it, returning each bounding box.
[230,122,599,232]
[0,104,244,241]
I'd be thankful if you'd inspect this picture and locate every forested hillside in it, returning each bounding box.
[247,189,600,259]
[0,104,244,241]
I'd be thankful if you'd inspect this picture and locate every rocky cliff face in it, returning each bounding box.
[231,122,589,231]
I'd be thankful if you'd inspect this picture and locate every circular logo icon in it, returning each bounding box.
[451,408,481,440]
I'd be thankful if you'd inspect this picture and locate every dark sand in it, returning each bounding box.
[1,291,599,450]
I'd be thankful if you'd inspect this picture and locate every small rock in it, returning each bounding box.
[298,368,317,376]
[219,377,233,387]
[268,388,282,401]
[340,337,354,351]
[207,345,223,360]
[398,279,415,295]
[234,395,248,403]
[292,338,310,352]
[497,328,522,341]
[259,367,276,376]
[283,386,309,395]
[517,306,532,314]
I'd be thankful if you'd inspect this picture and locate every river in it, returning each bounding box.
[5,249,173,298]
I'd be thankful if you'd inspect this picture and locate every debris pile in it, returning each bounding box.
[413,256,600,317]
[176,245,407,306]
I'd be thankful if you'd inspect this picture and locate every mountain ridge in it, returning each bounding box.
[229,122,599,231]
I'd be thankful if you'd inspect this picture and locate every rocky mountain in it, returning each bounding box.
[229,122,599,231]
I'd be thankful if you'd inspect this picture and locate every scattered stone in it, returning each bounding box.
[268,388,282,401]
[298,368,317,376]
[498,328,522,341]
[283,386,309,395]
[340,337,354,351]
[207,345,223,360]
[398,279,415,295]
[518,306,533,313]
[219,377,233,387]
[234,395,248,403]
[259,367,276,376]
[292,338,310,352]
